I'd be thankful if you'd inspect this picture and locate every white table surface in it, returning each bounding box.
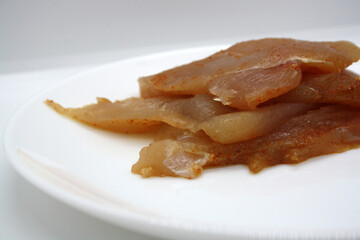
[1,25,360,240]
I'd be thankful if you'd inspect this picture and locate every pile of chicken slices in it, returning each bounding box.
[47,38,360,179]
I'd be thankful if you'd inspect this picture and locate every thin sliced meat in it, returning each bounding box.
[46,97,162,133]
[270,70,360,107]
[45,95,235,133]
[199,103,318,144]
[208,61,302,109]
[132,105,360,178]
[141,61,303,110]
[46,97,317,144]
[226,38,360,72]
[139,38,360,102]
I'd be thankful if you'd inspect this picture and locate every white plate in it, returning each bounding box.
[4,46,360,240]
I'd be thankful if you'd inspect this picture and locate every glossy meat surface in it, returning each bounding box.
[141,61,303,110]
[199,103,317,143]
[46,97,317,144]
[45,95,234,133]
[139,39,360,109]
[132,105,360,178]
[208,61,302,109]
[271,70,360,106]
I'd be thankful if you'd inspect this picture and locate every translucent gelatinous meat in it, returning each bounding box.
[199,103,318,144]
[132,105,360,178]
[270,70,360,107]
[139,39,360,109]
[141,61,303,110]
[45,95,234,133]
[208,61,302,109]
[46,97,317,144]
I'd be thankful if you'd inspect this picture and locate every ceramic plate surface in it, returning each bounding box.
[4,46,360,240]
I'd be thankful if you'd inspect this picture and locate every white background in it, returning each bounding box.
[1,1,360,239]
[1,0,360,72]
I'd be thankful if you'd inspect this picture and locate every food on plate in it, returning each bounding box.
[132,105,360,178]
[139,38,360,109]
[197,103,318,143]
[269,70,360,106]
[46,38,360,179]
[142,61,303,110]
[46,97,317,144]
[45,95,235,133]
[207,61,302,109]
